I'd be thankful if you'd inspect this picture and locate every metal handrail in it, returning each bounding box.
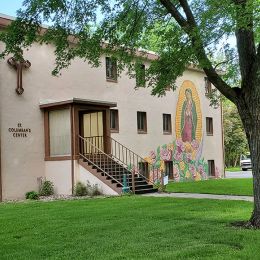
[79,135,124,186]
[107,136,155,184]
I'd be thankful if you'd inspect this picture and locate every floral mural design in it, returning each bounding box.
[145,138,209,182]
[144,81,222,183]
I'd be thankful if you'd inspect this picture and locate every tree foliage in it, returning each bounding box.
[0,0,259,97]
[223,99,248,167]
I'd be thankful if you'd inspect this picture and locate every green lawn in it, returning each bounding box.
[225,166,241,172]
[0,196,259,259]
[166,178,253,196]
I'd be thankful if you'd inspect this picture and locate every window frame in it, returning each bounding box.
[110,109,119,133]
[165,161,173,179]
[204,77,212,96]
[44,106,72,161]
[137,111,147,134]
[163,113,172,135]
[208,160,215,177]
[106,57,117,82]
[206,117,213,136]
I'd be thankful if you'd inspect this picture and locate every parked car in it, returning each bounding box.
[240,153,252,171]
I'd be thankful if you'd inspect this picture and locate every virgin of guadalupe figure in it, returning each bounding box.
[181,88,197,142]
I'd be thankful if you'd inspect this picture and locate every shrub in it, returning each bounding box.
[39,180,54,196]
[74,182,88,196]
[25,191,39,200]
[91,184,101,196]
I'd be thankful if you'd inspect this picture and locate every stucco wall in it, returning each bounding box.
[0,41,224,200]
[45,160,72,195]
[77,165,118,196]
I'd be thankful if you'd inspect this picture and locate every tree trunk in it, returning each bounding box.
[237,96,260,227]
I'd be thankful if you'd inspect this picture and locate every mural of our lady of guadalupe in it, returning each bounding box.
[181,88,197,143]
[145,80,221,183]
[176,80,202,143]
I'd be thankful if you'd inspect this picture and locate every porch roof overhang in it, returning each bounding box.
[39,98,117,109]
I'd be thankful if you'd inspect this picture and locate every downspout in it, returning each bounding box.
[220,99,226,178]
[70,105,75,194]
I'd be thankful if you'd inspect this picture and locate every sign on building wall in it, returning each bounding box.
[8,123,32,138]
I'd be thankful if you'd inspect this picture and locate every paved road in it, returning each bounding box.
[143,192,253,202]
[225,170,252,179]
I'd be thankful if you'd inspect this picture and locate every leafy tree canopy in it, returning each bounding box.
[0,0,259,98]
[223,99,248,167]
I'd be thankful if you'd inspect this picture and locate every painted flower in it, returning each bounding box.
[179,161,185,171]
[160,160,165,172]
[176,139,185,153]
[149,150,157,164]
[167,143,175,151]
[195,172,201,181]
[191,140,199,151]
[144,157,153,165]
[186,153,192,163]
[173,164,180,182]
[189,164,196,178]
[185,171,191,179]
[174,152,183,162]
[185,142,193,153]
[160,148,172,161]
[192,150,197,160]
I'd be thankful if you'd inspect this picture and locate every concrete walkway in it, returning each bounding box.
[142,192,253,202]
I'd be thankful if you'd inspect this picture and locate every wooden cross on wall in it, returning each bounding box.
[7,57,31,95]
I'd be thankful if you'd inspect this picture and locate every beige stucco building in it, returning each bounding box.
[0,14,224,201]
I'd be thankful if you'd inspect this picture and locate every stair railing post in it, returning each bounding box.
[131,167,135,194]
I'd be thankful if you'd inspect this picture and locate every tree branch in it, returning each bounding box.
[234,0,256,87]
[159,0,239,103]
[159,0,188,28]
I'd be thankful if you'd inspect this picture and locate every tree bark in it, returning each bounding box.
[237,71,260,227]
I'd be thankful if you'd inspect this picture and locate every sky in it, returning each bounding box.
[0,0,24,17]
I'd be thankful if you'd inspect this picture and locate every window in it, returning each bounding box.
[165,161,173,179]
[205,77,212,95]
[163,114,172,134]
[136,64,145,87]
[208,160,215,177]
[49,109,71,157]
[139,162,149,178]
[106,57,117,81]
[206,117,213,135]
[110,109,119,132]
[137,111,147,133]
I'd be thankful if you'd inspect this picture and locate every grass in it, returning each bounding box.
[225,166,241,172]
[166,178,253,196]
[0,196,259,259]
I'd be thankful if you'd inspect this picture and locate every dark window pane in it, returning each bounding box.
[137,112,147,132]
[208,160,215,176]
[163,114,172,133]
[106,57,117,80]
[206,117,213,135]
[165,161,173,179]
[110,110,119,131]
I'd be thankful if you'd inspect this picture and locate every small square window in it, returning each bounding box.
[110,109,119,132]
[205,77,212,95]
[106,57,117,81]
[163,114,172,134]
[165,161,173,179]
[206,117,213,135]
[137,111,147,133]
[136,64,145,87]
[208,160,215,177]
